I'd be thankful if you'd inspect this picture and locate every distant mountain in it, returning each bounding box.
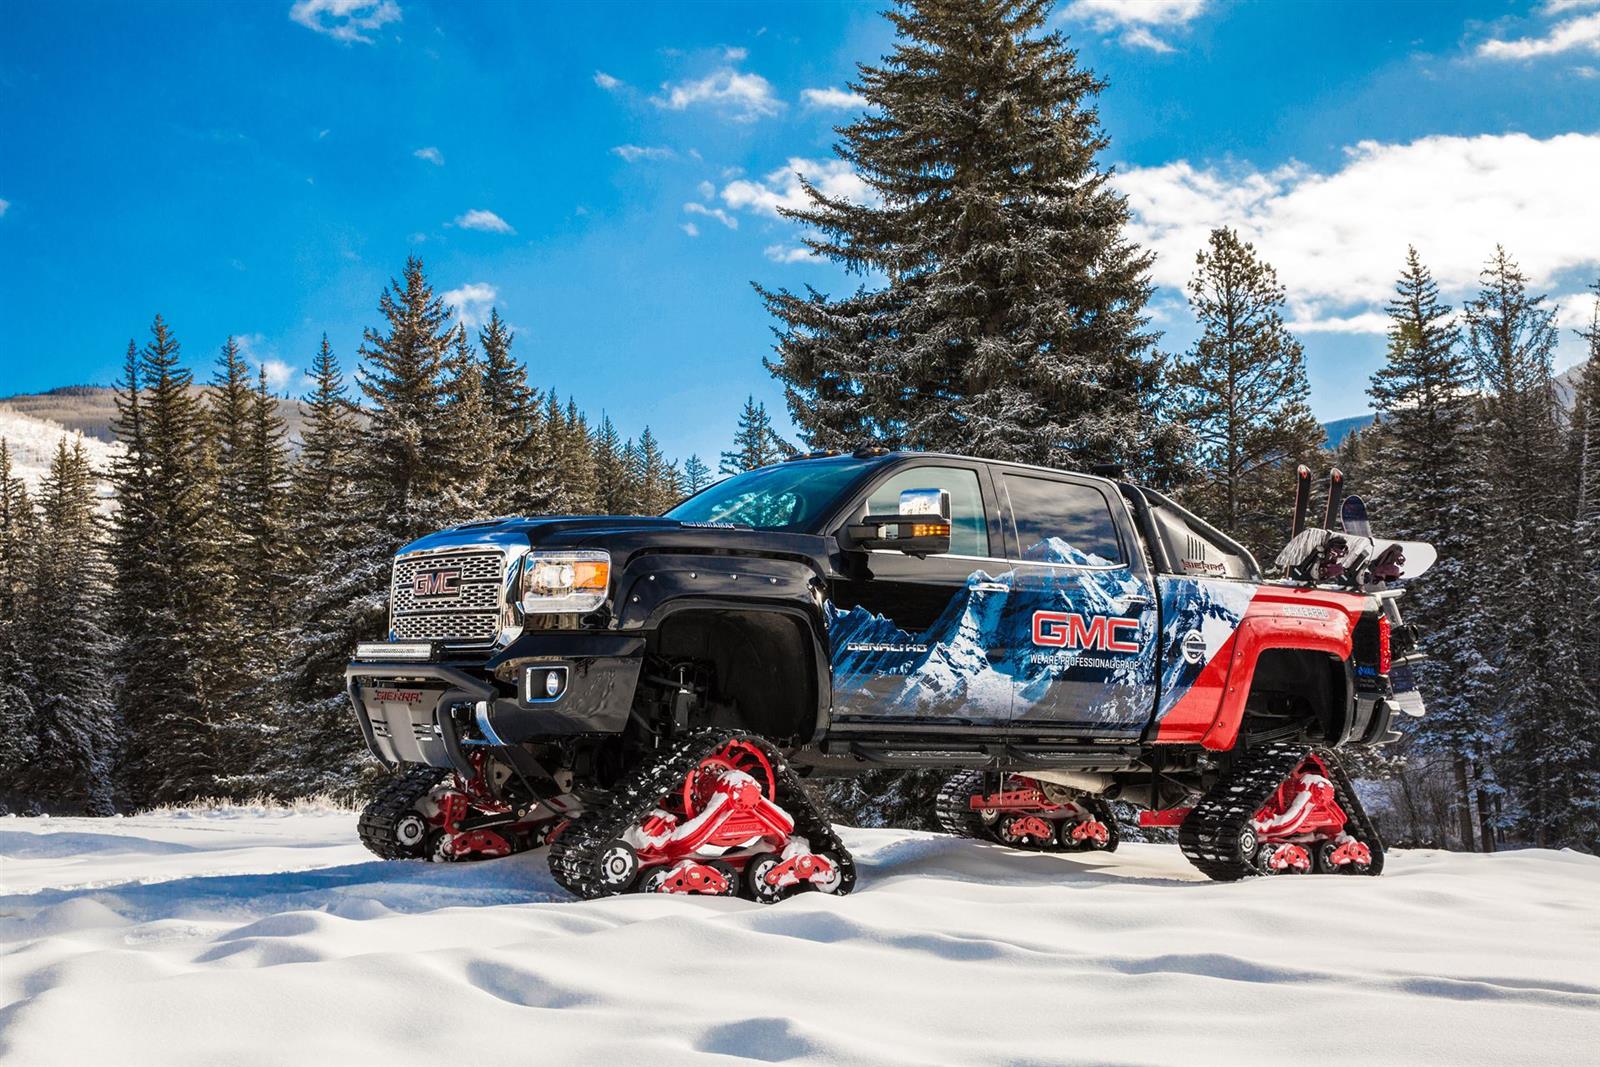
[0,385,307,445]
[1322,414,1377,448]
[0,405,124,507]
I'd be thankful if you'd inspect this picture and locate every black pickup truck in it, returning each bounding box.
[347,450,1428,900]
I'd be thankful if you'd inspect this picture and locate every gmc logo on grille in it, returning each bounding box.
[412,567,462,598]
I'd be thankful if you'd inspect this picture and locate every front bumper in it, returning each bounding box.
[346,633,645,773]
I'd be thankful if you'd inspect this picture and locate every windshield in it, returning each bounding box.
[666,458,868,532]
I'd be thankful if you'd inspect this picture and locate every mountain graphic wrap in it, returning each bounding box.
[828,538,1171,726]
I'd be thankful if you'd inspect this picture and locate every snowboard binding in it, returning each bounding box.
[1274,466,1435,590]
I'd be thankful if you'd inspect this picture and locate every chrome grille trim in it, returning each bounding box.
[389,545,519,650]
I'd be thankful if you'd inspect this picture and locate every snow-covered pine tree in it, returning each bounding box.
[21,438,117,813]
[633,428,680,514]
[113,316,230,803]
[682,454,713,494]
[0,440,41,808]
[1364,247,1496,850]
[1466,247,1576,848]
[438,326,494,521]
[617,437,644,515]
[550,396,599,514]
[1554,280,1600,849]
[719,396,790,474]
[479,309,550,512]
[204,337,252,646]
[269,337,372,796]
[1171,227,1325,559]
[241,365,292,644]
[355,257,460,548]
[593,415,630,514]
[759,0,1175,475]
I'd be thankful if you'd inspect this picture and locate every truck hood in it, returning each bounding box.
[398,514,828,560]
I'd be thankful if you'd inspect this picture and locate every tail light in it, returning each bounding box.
[1377,614,1392,674]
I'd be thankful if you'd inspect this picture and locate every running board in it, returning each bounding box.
[829,741,1140,771]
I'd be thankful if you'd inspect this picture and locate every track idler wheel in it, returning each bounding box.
[596,839,641,894]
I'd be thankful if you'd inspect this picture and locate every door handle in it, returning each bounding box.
[1121,595,1151,610]
[973,582,1009,593]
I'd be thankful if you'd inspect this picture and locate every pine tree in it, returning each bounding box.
[113,316,229,803]
[759,0,1176,475]
[593,415,630,514]
[633,428,681,514]
[550,399,601,518]
[1556,279,1600,848]
[1172,227,1325,558]
[719,396,791,473]
[268,338,371,796]
[0,440,41,806]
[438,326,494,520]
[683,454,713,494]
[1364,248,1496,850]
[21,438,118,812]
[356,256,459,546]
[478,309,549,511]
[1466,247,1574,848]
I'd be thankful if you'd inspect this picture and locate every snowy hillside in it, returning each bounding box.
[2,812,1595,1066]
[0,404,123,503]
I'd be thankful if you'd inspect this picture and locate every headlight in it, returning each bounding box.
[521,550,610,613]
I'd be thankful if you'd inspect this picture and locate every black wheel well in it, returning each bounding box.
[639,608,819,744]
[1242,648,1350,744]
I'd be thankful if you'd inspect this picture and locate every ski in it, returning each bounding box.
[1290,464,1313,538]
[1322,467,1345,531]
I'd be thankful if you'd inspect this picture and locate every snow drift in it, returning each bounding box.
[1,811,1595,1066]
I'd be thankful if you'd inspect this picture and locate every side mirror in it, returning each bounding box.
[847,488,953,556]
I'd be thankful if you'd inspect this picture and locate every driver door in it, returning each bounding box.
[827,462,1016,727]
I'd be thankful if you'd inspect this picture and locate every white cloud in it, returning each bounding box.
[724,46,748,62]
[684,202,737,230]
[1115,132,1600,333]
[594,70,622,90]
[681,222,700,238]
[801,86,867,109]
[653,68,783,121]
[1544,0,1600,14]
[721,157,873,217]
[1478,11,1600,59]
[288,0,401,44]
[452,208,514,234]
[413,146,443,165]
[697,180,715,200]
[612,144,676,163]
[442,282,497,328]
[260,359,297,392]
[764,243,815,264]
[1063,0,1206,51]
[0,198,9,218]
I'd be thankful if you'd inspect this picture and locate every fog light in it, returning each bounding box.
[526,665,569,702]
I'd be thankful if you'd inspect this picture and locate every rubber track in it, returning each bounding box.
[934,772,1120,854]
[1178,744,1383,880]
[547,730,856,901]
[357,766,447,860]
[934,770,989,839]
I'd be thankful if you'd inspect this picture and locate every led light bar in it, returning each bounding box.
[355,641,435,662]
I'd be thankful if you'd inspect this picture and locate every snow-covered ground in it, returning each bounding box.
[2,812,1596,1066]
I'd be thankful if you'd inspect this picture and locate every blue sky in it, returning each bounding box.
[1,0,1597,465]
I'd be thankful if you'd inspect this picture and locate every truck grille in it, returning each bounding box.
[390,548,508,649]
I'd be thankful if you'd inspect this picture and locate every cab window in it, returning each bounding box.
[1003,475,1124,565]
[865,466,989,557]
